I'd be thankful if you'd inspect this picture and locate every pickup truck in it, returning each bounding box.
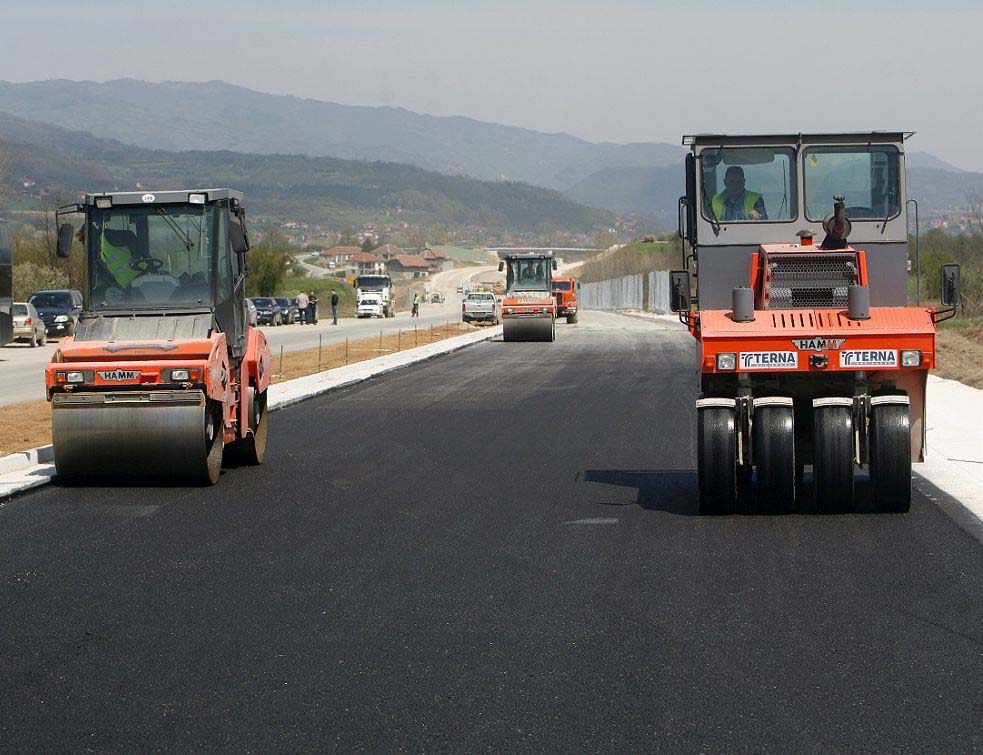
[462,291,499,325]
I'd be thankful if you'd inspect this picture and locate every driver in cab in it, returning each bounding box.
[712,166,767,221]
[98,224,142,287]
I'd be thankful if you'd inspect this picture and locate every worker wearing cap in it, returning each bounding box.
[99,227,140,287]
[712,166,767,221]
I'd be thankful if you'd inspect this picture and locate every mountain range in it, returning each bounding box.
[0,78,979,223]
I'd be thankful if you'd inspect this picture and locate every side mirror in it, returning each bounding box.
[552,259,558,271]
[56,224,75,259]
[940,263,960,306]
[498,261,504,272]
[230,211,250,254]
[670,270,691,313]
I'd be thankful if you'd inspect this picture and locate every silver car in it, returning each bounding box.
[12,302,47,347]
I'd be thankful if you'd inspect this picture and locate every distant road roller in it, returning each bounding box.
[498,252,557,342]
[671,133,960,514]
[47,189,272,485]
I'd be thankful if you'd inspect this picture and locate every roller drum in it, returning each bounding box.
[503,316,554,342]
[52,390,223,485]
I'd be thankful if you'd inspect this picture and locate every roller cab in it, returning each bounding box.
[47,189,272,485]
[670,133,961,514]
[499,252,557,342]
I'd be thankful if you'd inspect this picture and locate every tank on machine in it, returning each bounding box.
[671,133,960,514]
[47,189,272,485]
[498,252,557,342]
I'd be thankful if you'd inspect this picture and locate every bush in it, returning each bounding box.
[14,262,69,300]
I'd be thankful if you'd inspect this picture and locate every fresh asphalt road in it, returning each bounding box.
[0,265,496,407]
[1,311,980,751]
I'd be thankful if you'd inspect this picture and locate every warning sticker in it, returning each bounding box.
[838,350,898,368]
[739,351,798,370]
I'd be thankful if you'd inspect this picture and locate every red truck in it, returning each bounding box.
[551,275,579,324]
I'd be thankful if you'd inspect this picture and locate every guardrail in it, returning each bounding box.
[579,271,671,312]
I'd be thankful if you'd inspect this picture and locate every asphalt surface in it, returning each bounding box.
[1,311,981,751]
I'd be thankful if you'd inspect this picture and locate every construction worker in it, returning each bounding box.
[712,166,767,221]
[331,290,339,325]
[308,291,318,324]
[99,226,140,287]
[412,291,420,318]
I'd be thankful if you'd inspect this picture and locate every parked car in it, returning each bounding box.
[11,302,46,347]
[357,296,384,318]
[275,297,299,324]
[28,289,83,337]
[249,297,283,326]
[462,291,499,325]
[245,298,258,326]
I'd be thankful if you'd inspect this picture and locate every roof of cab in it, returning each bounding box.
[83,189,244,206]
[683,132,912,147]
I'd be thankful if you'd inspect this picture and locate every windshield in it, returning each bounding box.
[356,276,389,289]
[468,293,494,300]
[29,292,72,309]
[252,298,275,307]
[552,281,572,291]
[804,147,901,221]
[701,147,795,222]
[274,298,291,307]
[87,204,215,309]
[506,258,551,291]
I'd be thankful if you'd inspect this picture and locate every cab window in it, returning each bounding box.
[804,146,901,221]
[700,147,796,222]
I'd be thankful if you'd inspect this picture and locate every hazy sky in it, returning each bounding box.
[2,0,982,169]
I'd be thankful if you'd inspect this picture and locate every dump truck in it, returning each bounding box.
[47,189,272,485]
[551,275,579,323]
[355,274,396,317]
[498,252,557,342]
[671,133,960,514]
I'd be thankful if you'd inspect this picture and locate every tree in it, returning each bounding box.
[361,237,376,252]
[245,230,293,296]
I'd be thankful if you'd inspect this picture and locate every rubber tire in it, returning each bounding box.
[698,405,738,514]
[567,312,578,324]
[869,403,911,513]
[753,404,796,513]
[229,387,268,466]
[813,405,855,513]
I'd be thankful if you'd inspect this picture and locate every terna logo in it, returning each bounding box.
[739,351,798,370]
[791,337,846,351]
[839,350,898,368]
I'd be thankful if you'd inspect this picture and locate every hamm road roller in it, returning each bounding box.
[671,133,960,514]
[47,189,272,485]
[498,252,557,342]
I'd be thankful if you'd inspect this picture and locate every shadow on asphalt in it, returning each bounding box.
[584,469,699,516]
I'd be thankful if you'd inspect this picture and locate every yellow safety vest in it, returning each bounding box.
[711,190,762,221]
[100,233,139,287]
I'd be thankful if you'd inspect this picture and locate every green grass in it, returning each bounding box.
[574,240,679,283]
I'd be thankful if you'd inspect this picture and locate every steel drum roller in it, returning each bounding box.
[503,316,554,342]
[52,390,222,484]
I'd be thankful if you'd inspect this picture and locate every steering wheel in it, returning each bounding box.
[130,257,165,275]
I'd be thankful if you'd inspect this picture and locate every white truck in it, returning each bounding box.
[355,274,396,318]
[462,290,499,325]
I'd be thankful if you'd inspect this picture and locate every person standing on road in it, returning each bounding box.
[309,292,318,324]
[296,291,309,324]
[412,291,420,318]
[331,290,339,325]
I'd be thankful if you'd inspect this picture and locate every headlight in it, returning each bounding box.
[66,371,85,383]
[716,353,737,371]
[901,349,922,367]
[54,315,69,322]
[171,369,190,381]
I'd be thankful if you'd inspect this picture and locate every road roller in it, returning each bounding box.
[46,189,272,485]
[671,133,960,514]
[498,252,557,342]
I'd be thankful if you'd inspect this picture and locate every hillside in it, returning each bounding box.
[0,114,613,234]
[0,79,681,191]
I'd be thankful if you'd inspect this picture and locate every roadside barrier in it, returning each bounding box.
[580,271,671,312]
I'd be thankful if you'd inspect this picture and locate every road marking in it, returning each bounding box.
[563,517,619,526]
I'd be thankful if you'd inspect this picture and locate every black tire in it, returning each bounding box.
[227,387,268,466]
[567,312,578,324]
[698,404,737,514]
[753,402,796,513]
[869,402,911,513]
[813,404,855,512]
